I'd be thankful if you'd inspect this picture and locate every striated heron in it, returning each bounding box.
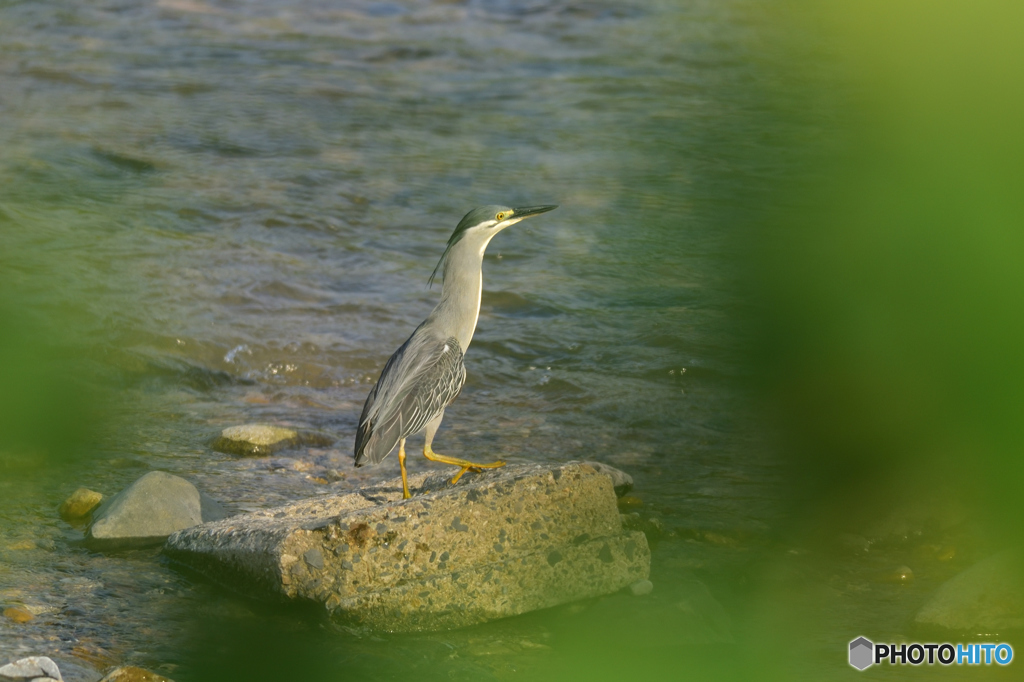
[354,204,558,498]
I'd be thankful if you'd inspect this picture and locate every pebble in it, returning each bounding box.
[98,667,173,682]
[0,656,63,681]
[629,579,654,596]
[59,488,104,521]
[2,606,34,623]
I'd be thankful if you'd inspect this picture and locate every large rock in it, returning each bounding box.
[915,550,1024,634]
[0,656,62,681]
[87,471,228,549]
[165,462,649,632]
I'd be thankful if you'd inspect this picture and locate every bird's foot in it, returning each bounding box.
[422,446,505,485]
[451,462,505,485]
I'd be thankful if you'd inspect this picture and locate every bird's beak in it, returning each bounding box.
[512,205,558,219]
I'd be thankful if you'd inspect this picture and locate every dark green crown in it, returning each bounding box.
[428,205,511,287]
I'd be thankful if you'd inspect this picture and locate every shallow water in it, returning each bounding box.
[0,1,1004,680]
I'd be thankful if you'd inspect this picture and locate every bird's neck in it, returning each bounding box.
[428,236,491,352]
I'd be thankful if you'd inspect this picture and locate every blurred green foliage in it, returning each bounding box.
[743,0,1024,676]
[757,0,1024,544]
[0,303,103,473]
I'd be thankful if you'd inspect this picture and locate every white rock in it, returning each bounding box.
[0,656,63,681]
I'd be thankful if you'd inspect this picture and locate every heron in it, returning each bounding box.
[354,204,558,498]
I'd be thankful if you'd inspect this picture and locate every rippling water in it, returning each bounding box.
[0,1,986,680]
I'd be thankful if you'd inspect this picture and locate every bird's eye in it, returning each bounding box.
[495,212,506,221]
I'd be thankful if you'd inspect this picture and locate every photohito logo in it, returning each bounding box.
[849,637,1013,669]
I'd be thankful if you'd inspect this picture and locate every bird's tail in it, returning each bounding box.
[353,418,401,467]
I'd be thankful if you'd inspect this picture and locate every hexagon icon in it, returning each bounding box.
[849,637,874,670]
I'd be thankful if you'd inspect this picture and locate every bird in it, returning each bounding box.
[354,204,558,498]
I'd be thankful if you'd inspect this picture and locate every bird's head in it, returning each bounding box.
[429,204,558,286]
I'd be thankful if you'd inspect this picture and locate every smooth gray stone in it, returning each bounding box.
[915,550,1024,633]
[0,656,63,681]
[87,471,228,549]
[166,462,650,632]
[583,461,633,497]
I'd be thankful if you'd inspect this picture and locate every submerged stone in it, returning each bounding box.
[0,656,63,681]
[2,607,34,624]
[165,462,649,632]
[211,424,299,457]
[87,471,228,549]
[98,666,173,682]
[59,488,104,522]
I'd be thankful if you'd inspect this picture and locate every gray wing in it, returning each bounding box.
[354,329,466,466]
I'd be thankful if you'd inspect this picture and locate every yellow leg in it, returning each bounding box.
[423,444,505,486]
[398,439,410,499]
[450,465,472,485]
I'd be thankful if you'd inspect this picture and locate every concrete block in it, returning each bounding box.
[165,462,649,631]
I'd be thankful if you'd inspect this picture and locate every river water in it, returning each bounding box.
[0,1,999,680]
